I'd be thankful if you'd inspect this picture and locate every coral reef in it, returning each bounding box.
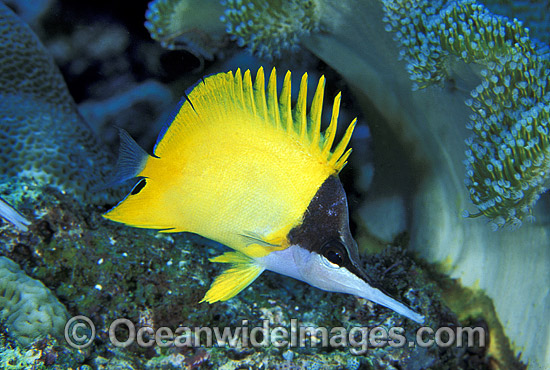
[0,256,69,346]
[0,180,484,369]
[2,0,546,368]
[0,2,115,205]
[146,0,550,367]
[145,0,323,60]
[297,1,549,367]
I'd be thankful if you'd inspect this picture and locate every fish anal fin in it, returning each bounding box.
[200,252,264,303]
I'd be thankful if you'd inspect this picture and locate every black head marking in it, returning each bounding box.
[287,176,375,285]
[288,176,357,263]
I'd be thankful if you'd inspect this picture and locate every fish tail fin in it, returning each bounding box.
[200,251,264,303]
[111,128,151,184]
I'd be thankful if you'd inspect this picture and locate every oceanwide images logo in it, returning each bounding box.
[65,316,486,355]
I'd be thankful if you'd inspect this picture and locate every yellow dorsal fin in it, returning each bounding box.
[153,67,355,173]
[200,251,265,303]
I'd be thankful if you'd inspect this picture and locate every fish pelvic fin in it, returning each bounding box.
[200,251,264,303]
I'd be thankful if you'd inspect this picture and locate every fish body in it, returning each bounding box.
[104,67,424,323]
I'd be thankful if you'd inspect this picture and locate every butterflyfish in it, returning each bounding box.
[104,67,424,324]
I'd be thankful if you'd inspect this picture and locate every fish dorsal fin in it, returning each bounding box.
[200,251,265,303]
[153,67,356,173]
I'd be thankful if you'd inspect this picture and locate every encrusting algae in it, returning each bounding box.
[104,67,424,324]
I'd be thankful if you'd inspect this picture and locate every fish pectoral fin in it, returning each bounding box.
[200,252,264,303]
[240,231,278,248]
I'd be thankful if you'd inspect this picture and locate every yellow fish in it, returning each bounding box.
[104,67,424,323]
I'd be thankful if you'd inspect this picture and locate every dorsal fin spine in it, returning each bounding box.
[322,92,341,157]
[296,73,308,140]
[331,118,357,171]
[253,68,267,119]
[242,69,256,117]
[234,69,244,110]
[331,117,356,164]
[267,68,281,130]
[281,71,293,134]
[309,76,325,148]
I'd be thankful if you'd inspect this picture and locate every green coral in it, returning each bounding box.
[381,0,550,227]
[0,2,115,205]
[0,257,69,347]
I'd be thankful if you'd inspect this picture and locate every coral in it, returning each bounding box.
[145,0,322,60]
[381,0,550,226]
[0,344,42,370]
[0,257,69,346]
[0,2,115,205]
[220,0,322,59]
[145,0,227,59]
[294,0,549,367]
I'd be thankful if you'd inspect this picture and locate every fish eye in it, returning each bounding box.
[321,240,347,266]
[131,179,147,195]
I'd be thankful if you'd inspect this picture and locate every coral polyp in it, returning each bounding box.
[382,0,550,227]
[220,0,321,59]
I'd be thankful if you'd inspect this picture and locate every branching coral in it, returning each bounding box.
[381,0,550,227]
